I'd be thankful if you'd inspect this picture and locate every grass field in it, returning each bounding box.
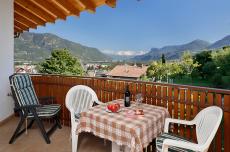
[173,77,213,88]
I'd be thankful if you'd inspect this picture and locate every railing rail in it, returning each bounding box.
[31,74,230,152]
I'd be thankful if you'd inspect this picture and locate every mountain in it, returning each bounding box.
[131,39,210,62]
[161,39,210,52]
[208,35,230,49]
[15,32,230,63]
[14,32,111,63]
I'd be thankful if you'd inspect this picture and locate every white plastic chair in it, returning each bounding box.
[156,106,223,152]
[65,85,102,152]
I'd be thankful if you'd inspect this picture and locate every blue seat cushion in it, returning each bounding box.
[13,74,39,106]
[27,104,61,118]
[156,133,195,152]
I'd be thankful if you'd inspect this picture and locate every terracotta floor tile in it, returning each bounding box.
[0,117,111,152]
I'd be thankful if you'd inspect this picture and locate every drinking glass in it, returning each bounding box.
[135,93,143,109]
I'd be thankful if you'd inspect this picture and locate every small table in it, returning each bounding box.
[76,99,170,152]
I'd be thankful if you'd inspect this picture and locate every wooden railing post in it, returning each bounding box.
[224,95,230,152]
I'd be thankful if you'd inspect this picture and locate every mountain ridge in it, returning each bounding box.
[15,32,111,63]
[131,36,230,62]
[208,35,230,49]
[15,32,230,63]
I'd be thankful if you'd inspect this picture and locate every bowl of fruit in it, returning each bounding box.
[106,103,121,113]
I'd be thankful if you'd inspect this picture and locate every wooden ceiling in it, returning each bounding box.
[14,0,117,33]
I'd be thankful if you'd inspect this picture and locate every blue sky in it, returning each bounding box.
[31,0,230,54]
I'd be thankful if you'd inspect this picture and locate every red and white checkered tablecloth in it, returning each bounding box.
[76,99,170,152]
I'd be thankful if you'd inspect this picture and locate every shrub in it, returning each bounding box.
[202,61,217,79]
[191,68,200,79]
[222,76,230,89]
[211,73,223,88]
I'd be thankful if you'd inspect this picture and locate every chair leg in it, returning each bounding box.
[104,139,107,146]
[46,115,62,138]
[27,119,34,129]
[55,116,62,129]
[9,117,25,144]
[34,116,50,144]
[72,129,78,152]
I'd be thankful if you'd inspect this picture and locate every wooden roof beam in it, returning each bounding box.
[14,28,22,34]
[53,0,81,16]
[65,0,86,12]
[15,25,23,31]
[14,3,46,26]
[14,28,23,33]
[30,0,67,20]
[15,0,56,23]
[14,13,37,29]
[49,0,70,15]
[14,20,29,30]
[71,0,86,11]
[106,0,116,8]
[79,0,97,13]
[14,25,24,32]
[13,0,118,33]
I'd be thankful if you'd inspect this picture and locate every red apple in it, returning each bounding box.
[107,104,113,111]
[110,105,118,112]
[107,103,120,112]
[115,103,120,109]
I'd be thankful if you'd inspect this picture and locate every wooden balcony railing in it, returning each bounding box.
[31,74,230,152]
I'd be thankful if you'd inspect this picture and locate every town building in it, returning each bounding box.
[107,64,148,80]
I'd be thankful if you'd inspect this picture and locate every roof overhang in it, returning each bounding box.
[14,0,116,34]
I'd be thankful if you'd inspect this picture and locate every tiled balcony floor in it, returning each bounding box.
[0,117,111,152]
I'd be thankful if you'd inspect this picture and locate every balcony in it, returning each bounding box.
[0,1,229,151]
[25,74,230,152]
[0,74,229,151]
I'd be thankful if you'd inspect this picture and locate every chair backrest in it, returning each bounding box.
[65,85,98,115]
[10,74,39,108]
[193,106,223,150]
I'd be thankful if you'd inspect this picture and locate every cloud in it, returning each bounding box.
[102,49,147,56]
[116,50,147,56]
[101,49,115,54]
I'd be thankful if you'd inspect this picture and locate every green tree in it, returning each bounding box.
[146,60,182,81]
[211,47,230,88]
[167,62,183,78]
[211,73,223,88]
[140,75,149,81]
[147,61,168,81]
[202,61,217,79]
[193,51,212,78]
[39,49,84,75]
[161,54,166,64]
[180,51,199,76]
[223,46,230,50]
[191,68,200,79]
[212,47,230,76]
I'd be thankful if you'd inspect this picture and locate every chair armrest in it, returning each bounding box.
[38,96,55,105]
[15,104,42,111]
[164,118,195,133]
[162,139,202,152]
[93,100,103,106]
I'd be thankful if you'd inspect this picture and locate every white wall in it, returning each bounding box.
[0,0,14,121]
